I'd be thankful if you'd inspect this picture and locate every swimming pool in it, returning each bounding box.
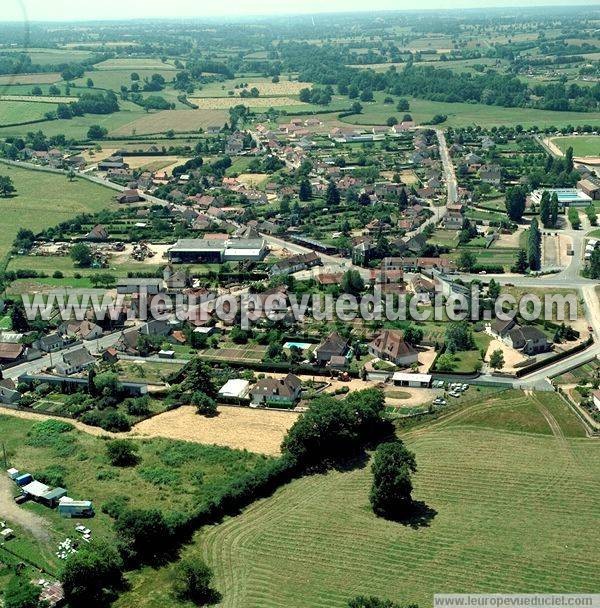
[283,341,313,350]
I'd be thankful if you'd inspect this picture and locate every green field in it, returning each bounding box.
[551,136,600,157]
[0,163,117,257]
[0,414,269,580]
[114,390,599,608]
[0,100,58,125]
[0,99,148,139]
[340,93,600,129]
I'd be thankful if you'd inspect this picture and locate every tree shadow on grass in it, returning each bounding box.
[378,500,438,529]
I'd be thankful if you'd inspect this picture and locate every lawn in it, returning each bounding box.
[0,163,117,258]
[0,100,58,125]
[550,135,600,158]
[114,390,598,608]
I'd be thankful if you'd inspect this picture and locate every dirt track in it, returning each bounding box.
[0,475,50,542]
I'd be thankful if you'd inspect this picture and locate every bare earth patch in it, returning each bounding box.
[132,405,299,455]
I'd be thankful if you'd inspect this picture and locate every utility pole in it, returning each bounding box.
[2,442,7,470]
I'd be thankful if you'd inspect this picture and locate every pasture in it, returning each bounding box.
[0,100,58,125]
[341,94,600,129]
[114,390,599,608]
[0,163,117,257]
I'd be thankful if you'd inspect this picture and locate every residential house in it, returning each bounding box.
[488,318,517,340]
[117,189,143,204]
[315,332,349,365]
[479,164,502,186]
[250,374,302,408]
[34,333,67,353]
[55,347,95,375]
[85,225,109,241]
[269,252,321,276]
[368,330,419,367]
[0,343,24,364]
[0,379,20,405]
[593,390,600,412]
[506,326,550,355]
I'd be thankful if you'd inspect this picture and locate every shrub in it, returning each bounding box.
[106,440,139,467]
[172,558,220,605]
[34,464,67,487]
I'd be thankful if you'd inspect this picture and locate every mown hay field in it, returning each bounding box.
[116,390,600,608]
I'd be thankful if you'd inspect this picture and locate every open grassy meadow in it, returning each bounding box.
[0,163,117,257]
[0,414,270,579]
[0,100,58,125]
[112,390,599,608]
[341,94,600,129]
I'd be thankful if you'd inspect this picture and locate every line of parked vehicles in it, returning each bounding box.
[432,382,470,407]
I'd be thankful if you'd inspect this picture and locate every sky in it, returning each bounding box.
[2,0,599,22]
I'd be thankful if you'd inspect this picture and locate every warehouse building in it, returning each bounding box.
[168,238,268,263]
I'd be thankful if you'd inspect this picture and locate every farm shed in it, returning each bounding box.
[392,372,432,388]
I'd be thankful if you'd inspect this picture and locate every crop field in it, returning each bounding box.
[196,78,309,97]
[189,96,308,109]
[0,72,62,86]
[94,57,179,70]
[133,405,299,455]
[0,100,58,125]
[551,136,600,158]
[0,94,76,103]
[0,163,117,257]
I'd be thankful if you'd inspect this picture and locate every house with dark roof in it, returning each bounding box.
[34,332,67,353]
[55,347,95,375]
[315,332,349,365]
[250,374,302,408]
[368,330,419,367]
[506,326,550,355]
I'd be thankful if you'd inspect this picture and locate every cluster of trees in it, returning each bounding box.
[50,91,120,120]
[299,85,333,105]
[539,191,560,228]
[0,174,16,197]
[282,389,388,469]
[587,245,600,280]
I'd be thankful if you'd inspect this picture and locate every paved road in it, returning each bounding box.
[3,329,133,380]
